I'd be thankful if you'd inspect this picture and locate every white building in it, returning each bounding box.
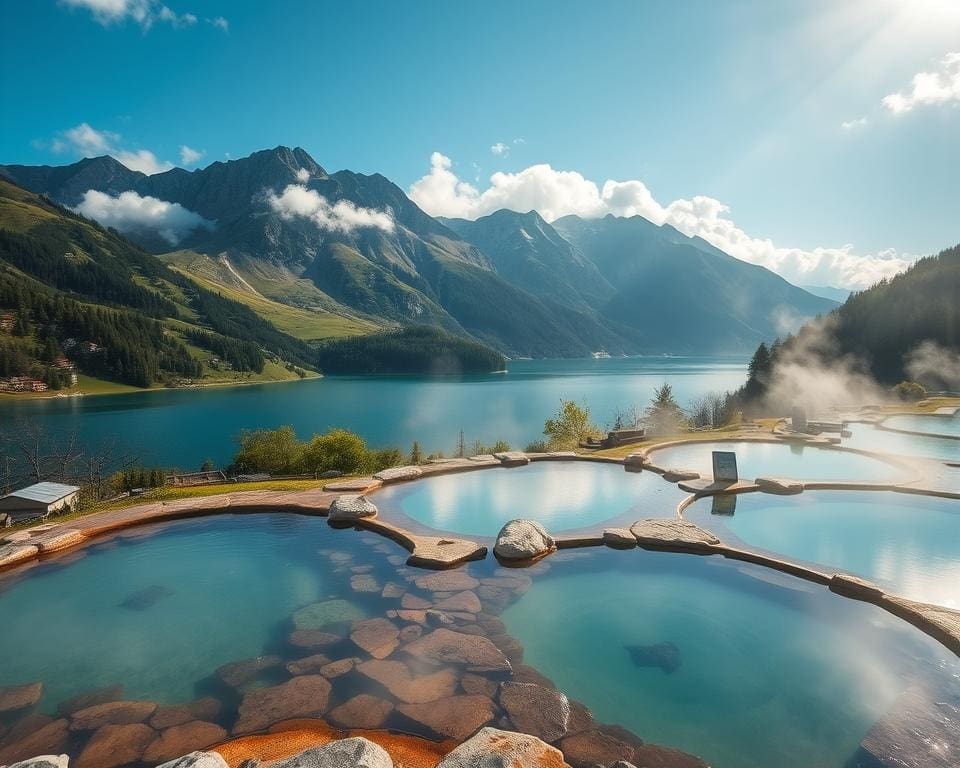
[0,482,80,524]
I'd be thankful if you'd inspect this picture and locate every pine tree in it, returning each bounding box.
[410,441,423,465]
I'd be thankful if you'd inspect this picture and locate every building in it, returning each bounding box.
[0,313,14,332]
[0,376,48,393]
[0,482,81,524]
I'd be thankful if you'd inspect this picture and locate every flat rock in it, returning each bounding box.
[233,676,332,735]
[396,609,428,625]
[350,574,381,593]
[289,630,343,651]
[350,617,400,659]
[326,694,394,730]
[629,519,719,550]
[216,655,283,689]
[438,726,568,768]
[414,571,480,592]
[409,536,487,568]
[286,654,332,676]
[5,756,69,768]
[754,477,804,495]
[493,520,555,561]
[559,729,636,768]
[830,573,885,601]
[319,658,357,679]
[272,737,392,768]
[155,753,229,768]
[373,466,423,482]
[401,593,432,610]
[35,529,84,553]
[494,451,530,466]
[143,720,227,763]
[499,682,571,743]
[399,624,423,643]
[397,694,495,741]
[76,722,155,768]
[0,543,39,567]
[293,599,365,630]
[328,495,378,522]
[661,469,700,483]
[0,720,69,765]
[403,628,512,673]
[381,582,405,599]
[860,685,960,768]
[0,682,43,714]
[57,684,124,717]
[70,700,157,730]
[323,478,381,493]
[435,591,482,613]
[602,529,636,549]
[150,698,221,730]
[357,658,458,704]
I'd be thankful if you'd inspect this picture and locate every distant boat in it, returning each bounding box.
[591,351,611,359]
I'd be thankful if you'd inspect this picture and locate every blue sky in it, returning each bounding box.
[2,0,959,288]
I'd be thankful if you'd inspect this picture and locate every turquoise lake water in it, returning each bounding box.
[842,422,960,463]
[686,490,960,608]
[0,356,746,469]
[372,462,687,536]
[648,440,906,482]
[501,548,959,768]
[883,412,960,437]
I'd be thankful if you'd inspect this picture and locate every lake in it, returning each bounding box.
[0,356,747,469]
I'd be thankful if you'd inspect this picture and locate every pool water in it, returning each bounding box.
[685,490,960,608]
[883,412,960,437]
[501,548,959,768]
[843,422,960,463]
[648,440,906,482]
[372,462,687,537]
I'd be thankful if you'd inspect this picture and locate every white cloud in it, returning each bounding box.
[49,122,184,175]
[73,189,213,245]
[60,0,199,29]
[491,142,509,156]
[265,182,394,235]
[408,152,915,290]
[179,145,204,166]
[295,167,311,183]
[112,149,173,175]
[841,116,868,130]
[208,16,229,31]
[883,52,960,113]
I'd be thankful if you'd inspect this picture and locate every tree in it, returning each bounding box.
[201,458,215,472]
[645,383,687,436]
[744,342,772,400]
[892,380,926,402]
[410,441,423,465]
[456,430,466,459]
[302,429,368,475]
[543,400,599,450]
[233,426,304,475]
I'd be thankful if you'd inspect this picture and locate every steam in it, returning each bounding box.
[906,341,960,392]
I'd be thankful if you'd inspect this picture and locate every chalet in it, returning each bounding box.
[0,377,48,393]
[0,482,80,524]
[0,313,14,332]
[53,355,74,370]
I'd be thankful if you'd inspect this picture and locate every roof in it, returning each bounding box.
[2,482,80,504]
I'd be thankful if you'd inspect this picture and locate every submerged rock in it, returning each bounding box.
[403,628,512,673]
[0,720,69,765]
[233,676,332,735]
[437,727,568,768]
[559,729,636,768]
[150,698,221,730]
[356,659,458,704]
[69,700,158,730]
[286,654,332,677]
[397,694,495,740]
[499,682,571,743]
[272,737,392,768]
[414,571,480,592]
[143,720,228,764]
[216,656,283,690]
[328,495,378,522]
[119,584,175,610]
[327,694,394,730]
[288,630,343,651]
[625,642,681,674]
[493,520,555,561]
[350,618,400,659]
[293,599,365,630]
[0,682,43,714]
[75,722,155,768]
[57,684,125,717]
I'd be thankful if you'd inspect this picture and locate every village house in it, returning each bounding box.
[0,481,81,524]
[0,376,48,393]
[0,313,14,332]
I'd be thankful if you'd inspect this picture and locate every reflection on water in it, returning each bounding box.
[843,422,960,463]
[688,490,960,608]
[501,548,959,768]
[373,462,688,536]
[650,440,905,482]
[883,412,960,437]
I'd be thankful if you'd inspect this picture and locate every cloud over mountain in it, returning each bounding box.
[51,122,175,175]
[74,189,213,245]
[265,177,395,234]
[409,152,914,290]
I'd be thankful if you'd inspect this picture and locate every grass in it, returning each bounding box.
[592,421,765,459]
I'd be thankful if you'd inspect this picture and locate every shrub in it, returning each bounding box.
[233,426,304,474]
[892,380,927,402]
[303,428,369,475]
[543,400,599,450]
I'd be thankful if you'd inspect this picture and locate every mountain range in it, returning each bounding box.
[0,147,836,356]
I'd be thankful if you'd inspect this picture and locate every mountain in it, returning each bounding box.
[1,147,837,356]
[800,284,851,303]
[553,214,837,352]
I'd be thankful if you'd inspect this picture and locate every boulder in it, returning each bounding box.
[0,682,43,714]
[402,629,512,673]
[499,682,571,743]
[326,694,394,730]
[272,737,392,768]
[0,720,69,765]
[559,730,636,768]
[397,695,495,740]
[373,466,423,483]
[629,519,719,550]
[34,530,84,553]
[285,654,332,676]
[5,757,69,768]
[830,573,885,601]
[293,599,365,630]
[754,477,804,495]
[350,618,400,659]
[601,529,636,549]
[357,659,458,704]
[150,698,221,730]
[216,656,283,689]
[494,452,530,467]
[437,727,568,768]
[461,673,498,698]
[155,752,230,768]
[0,543,38,568]
[494,520,555,561]
[414,571,480,592]
[143,721,227,763]
[328,495,378,522]
[661,469,700,483]
[233,676,332,735]
[69,700,157,730]
[2,713,53,745]
[75,722,155,768]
